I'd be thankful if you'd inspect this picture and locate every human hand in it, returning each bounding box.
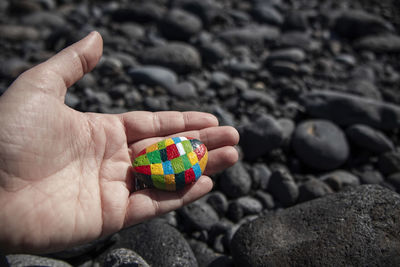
[0,32,239,253]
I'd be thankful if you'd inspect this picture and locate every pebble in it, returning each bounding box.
[188,239,219,267]
[345,79,381,100]
[355,34,400,53]
[320,170,360,191]
[241,89,275,107]
[298,178,333,202]
[118,23,145,40]
[387,173,400,192]
[128,66,178,92]
[267,61,298,76]
[198,41,229,64]
[252,4,284,26]
[236,196,263,215]
[0,25,40,41]
[239,114,284,160]
[231,185,400,266]
[254,190,275,209]
[332,9,394,39]
[115,220,197,267]
[159,9,202,41]
[179,201,219,231]
[21,11,65,28]
[173,0,220,26]
[378,150,400,176]
[301,90,400,130]
[133,137,207,191]
[266,48,306,63]
[359,170,384,185]
[277,118,295,145]
[219,162,252,198]
[206,191,229,216]
[346,124,394,154]
[292,120,349,171]
[110,3,164,23]
[227,201,244,222]
[6,255,72,267]
[278,31,314,50]
[251,163,272,190]
[268,168,299,207]
[104,248,150,267]
[219,25,280,47]
[141,43,201,74]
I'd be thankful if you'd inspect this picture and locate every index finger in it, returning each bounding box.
[119,111,219,144]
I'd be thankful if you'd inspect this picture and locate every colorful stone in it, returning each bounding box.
[133,137,208,191]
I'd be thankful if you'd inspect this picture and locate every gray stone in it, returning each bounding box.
[0,25,40,41]
[252,5,283,26]
[298,178,333,202]
[128,66,178,92]
[355,34,400,53]
[220,162,252,198]
[320,170,360,191]
[6,254,72,267]
[301,90,400,130]
[236,196,263,215]
[239,114,284,160]
[141,43,201,74]
[251,163,272,190]
[159,9,202,41]
[219,25,280,47]
[179,201,219,231]
[231,185,400,266]
[104,248,150,267]
[378,150,400,175]
[114,220,197,267]
[268,168,299,207]
[292,120,349,171]
[346,124,394,154]
[266,48,306,63]
[206,191,229,216]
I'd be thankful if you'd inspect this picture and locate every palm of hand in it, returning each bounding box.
[0,32,239,253]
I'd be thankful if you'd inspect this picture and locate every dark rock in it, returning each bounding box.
[21,11,65,29]
[0,25,40,41]
[219,162,252,198]
[251,163,271,190]
[227,201,244,222]
[277,118,295,145]
[252,5,283,26]
[278,31,314,51]
[266,48,306,63]
[378,150,400,175]
[225,61,260,75]
[254,191,275,209]
[332,9,394,39]
[212,106,235,127]
[208,255,234,267]
[213,234,225,253]
[387,173,400,192]
[141,43,201,74]
[298,178,333,202]
[267,61,298,76]
[301,90,400,130]
[118,23,145,40]
[335,54,356,66]
[188,239,218,267]
[110,3,164,23]
[292,120,349,171]
[346,124,394,154]
[355,34,400,53]
[98,57,123,76]
[172,0,220,26]
[236,196,263,215]
[346,79,381,100]
[169,82,198,99]
[0,58,31,78]
[179,201,219,231]
[359,170,384,185]
[239,114,284,160]
[114,220,197,267]
[144,96,169,111]
[128,66,177,92]
[268,168,299,206]
[241,90,275,108]
[320,170,360,191]
[6,255,71,267]
[219,25,280,47]
[283,10,309,31]
[231,185,400,266]
[209,71,230,88]
[159,9,202,41]
[104,248,150,267]
[206,191,229,216]
[198,41,228,64]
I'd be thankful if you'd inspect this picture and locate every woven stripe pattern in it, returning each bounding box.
[133,137,208,191]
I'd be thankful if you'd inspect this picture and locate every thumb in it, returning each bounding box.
[9,31,103,100]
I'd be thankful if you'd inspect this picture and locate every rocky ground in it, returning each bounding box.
[1,0,400,266]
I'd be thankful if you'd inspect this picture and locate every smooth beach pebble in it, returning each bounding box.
[133,137,208,191]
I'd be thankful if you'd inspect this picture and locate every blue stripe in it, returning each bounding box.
[192,163,202,180]
[172,137,182,144]
[162,161,174,175]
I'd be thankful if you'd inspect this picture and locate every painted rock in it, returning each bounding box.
[133,137,208,191]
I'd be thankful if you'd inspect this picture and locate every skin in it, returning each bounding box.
[0,32,239,254]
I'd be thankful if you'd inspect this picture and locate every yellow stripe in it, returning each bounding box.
[198,151,208,173]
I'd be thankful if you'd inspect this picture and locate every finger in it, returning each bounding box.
[120,111,219,144]
[129,126,239,157]
[12,31,103,100]
[124,176,213,226]
[204,146,239,175]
